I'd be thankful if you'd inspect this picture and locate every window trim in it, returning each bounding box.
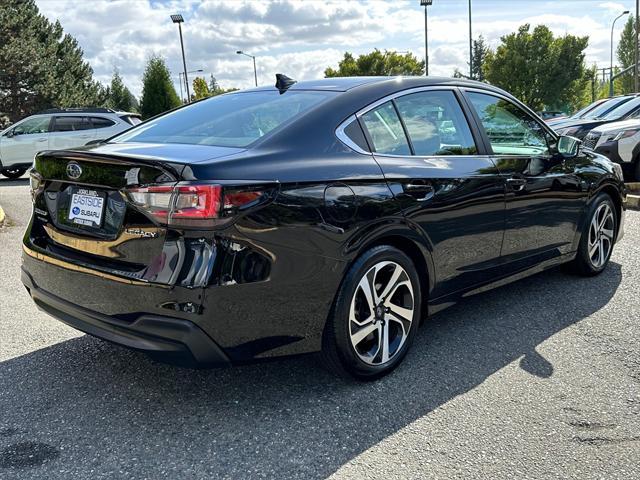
[460,87,559,158]
[336,86,484,158]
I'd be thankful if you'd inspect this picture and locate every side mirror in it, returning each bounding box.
[557,135,581,158]
[4,129,15,138]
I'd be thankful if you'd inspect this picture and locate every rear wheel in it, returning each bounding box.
[322,245,421,380]
[1,167,27,179]
[570,193,617,276]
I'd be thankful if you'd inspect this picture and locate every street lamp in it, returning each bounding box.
[468,0,473,78]
[420,0,433,76]
[178,69,204,103]
[236,51,258,87]
[171,14,191,102]
[610,10,630,96]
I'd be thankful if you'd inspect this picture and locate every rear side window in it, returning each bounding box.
[113,91,335,148]
[394,90,477,155]
[53,116,92,132]
[90,117,116,129]
[360,102,411,155]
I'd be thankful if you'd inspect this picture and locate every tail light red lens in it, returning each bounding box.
[126,183,264,228]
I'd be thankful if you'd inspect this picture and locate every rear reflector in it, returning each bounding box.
[126,183,264,228]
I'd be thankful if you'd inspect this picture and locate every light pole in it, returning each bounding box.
[468,0,473,78]
[171,14,191,102]
[420,1,433,76]
[178,69,204,103]
[236,51,258,87]
[610,10,630,96]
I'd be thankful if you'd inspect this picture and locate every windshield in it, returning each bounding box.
[587,97,633,119]
[113,90,335,148]
[602,97,640,120]
[572,100,605,119]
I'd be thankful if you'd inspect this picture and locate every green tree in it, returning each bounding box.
[193,77,210,100]
[471,35,490,81]
[616,16,637,94]
[484,24,588,111]
[107,69,137,112]
[138,56,180,119]
[208,74,219,92]
[325,49,424,77]
[0,0,103,122]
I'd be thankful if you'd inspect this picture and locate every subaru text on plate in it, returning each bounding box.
[21,76,626,379]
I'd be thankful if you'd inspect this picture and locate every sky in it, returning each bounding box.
[35,0,637,99]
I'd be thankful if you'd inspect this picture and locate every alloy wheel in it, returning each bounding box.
[588,202,615,268]
[349,261,415,365]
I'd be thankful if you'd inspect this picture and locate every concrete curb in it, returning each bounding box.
[626,183,640,211]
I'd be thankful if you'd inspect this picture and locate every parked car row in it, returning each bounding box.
[0,108,140,179]
[549,94,640,180]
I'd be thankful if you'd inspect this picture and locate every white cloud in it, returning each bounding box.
[34,0,632,97]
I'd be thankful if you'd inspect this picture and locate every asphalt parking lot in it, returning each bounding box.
[0,176,639,479]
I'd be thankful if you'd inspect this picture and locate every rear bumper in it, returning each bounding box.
[21,266,230,368]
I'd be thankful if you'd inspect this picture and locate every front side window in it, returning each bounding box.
[53,116,92,132]
[113,91,334,148]
[467,92,549,156]
[360,101,411,155]
[394,90,477,155]
[13,116,50,135]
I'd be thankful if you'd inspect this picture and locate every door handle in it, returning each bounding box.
[506,177,527,191]
[403,183,435,202]
[36,138,47,142]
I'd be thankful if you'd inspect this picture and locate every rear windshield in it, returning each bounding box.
[112,90,334,148]
[602,97,640,120]
[119,115,142,126]
[588,97,633,119]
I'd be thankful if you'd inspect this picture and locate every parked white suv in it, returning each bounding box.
[0,108,141,179]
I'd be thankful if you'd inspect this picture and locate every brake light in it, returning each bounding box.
[126,183,264,228]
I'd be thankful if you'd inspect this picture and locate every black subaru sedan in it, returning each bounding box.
[22,76,625,379]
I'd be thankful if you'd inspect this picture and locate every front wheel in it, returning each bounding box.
[1,167,27,179]
[321,245,421,380]
[570,193,617,276]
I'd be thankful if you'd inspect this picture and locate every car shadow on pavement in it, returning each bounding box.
[0,263,623,479]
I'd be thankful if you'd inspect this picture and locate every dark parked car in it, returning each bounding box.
[547,96,632,130]
[553,94,640,139]
[538,110,566,121]
[22,76,626,379]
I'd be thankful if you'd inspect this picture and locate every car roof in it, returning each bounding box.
[240,75,492,93]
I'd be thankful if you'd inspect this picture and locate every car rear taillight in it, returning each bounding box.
[126,183,266,228]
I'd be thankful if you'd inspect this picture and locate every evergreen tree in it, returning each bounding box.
[471,36,490,82]
[208,75,219,92]
[0,0,103,122]
[616,16,637,94]
[139,56,181,119]
[108,69,138,112]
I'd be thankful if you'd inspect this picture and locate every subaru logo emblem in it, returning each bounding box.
[66,162,82,180]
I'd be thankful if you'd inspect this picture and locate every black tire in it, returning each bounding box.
[633,160,640,182]
[1,167,27,179]
[321,245,421,380]
[570,192,617,276]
